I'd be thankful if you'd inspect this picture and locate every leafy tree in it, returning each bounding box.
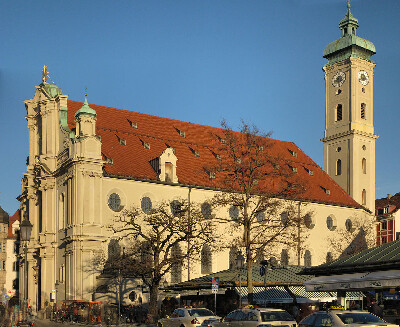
[206,120,308,304]
[109,199,213,321]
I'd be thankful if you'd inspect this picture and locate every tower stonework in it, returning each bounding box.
[321,4,378,211]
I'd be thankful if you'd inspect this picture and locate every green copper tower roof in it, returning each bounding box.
[74,94,97,118]
[43,83,63,98]
[323,3,376,66]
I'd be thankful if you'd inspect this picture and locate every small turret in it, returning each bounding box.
[75,94,97,137]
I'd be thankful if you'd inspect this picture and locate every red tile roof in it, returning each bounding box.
[376,193,400,216]
[67,100,362,209]
[8,210,20,239]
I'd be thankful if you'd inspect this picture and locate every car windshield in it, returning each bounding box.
[337,313,386,324]
[189,309,215,317]
[261,312,294,322]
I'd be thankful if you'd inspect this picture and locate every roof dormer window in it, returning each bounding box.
[305,167,313,176]
[119,138,126,146]
[289,149,297,157]
[128,120,138,129]
[144,142,150,150]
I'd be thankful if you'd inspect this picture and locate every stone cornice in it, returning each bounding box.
[321,129,379,143]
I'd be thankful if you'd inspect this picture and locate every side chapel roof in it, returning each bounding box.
[66,100,363,210]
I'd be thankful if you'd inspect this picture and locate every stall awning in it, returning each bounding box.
[288,286,337,303]
[236,286,294,304]
[304,270,400,291]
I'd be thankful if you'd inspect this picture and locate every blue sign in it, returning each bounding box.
[212,277,219,293]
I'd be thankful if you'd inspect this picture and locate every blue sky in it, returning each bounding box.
[1,0,400,214]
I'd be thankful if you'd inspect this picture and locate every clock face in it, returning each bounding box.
[332,71,346,87]
[358,71,369,86]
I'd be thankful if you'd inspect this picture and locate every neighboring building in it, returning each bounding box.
[0,206,9,298]
[375,194,400,245]
[321,3,377,212]
[18,4,374,314]
[4,210,20,300]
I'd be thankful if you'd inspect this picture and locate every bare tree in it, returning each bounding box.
[110,199,213,322]
[207,120,307,304]
[327,214,376,260]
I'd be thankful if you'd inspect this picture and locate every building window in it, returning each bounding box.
[171,245,182,284]
[361,103,366,119]
[229,247,238,269]
[170,200,183,216]
[382,221,387,230]
[201,202,212,219]
[362,158,367,174]
[327,215,336,231]
[281,249,289,266]
[362,189,367,206]
[201,244,212,274]
[281,211,289,225]
[256,211,265,222]
[383,207,389,214]
[108,239,121,260]
[381,236,387,244]
[229,206,239,220]
[141,197,152,214]
[336,104,343,121]
[165,162,173,182]
[304,250,312,267]
[108,193,122,212]
[304,213,314,229]
[345,218,353,232]
[336,159,342,176]
[12,262,17,271]
[59,265,64,283]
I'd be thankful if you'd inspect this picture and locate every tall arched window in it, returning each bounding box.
[59,193,65,229]
[362,158,367,174]
[281,249,289,266]
[201,244,212,274]
[336,159,342,176]
[171,244,182,284]
[336,104,343,121]
[108,239,121,260]
[304,250,312,267]
[229,247,238,269]
[361,103,366,119]
[362,189,367,206]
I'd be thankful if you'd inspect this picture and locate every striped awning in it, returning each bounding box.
[236,286,295,304]
[288,286,336,303]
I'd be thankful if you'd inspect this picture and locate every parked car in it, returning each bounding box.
[214,307,297,327]
[200,317,221,327]
[158,307,221,327]
[298,310,398,327]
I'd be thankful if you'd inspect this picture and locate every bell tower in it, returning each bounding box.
[321,3,378,211]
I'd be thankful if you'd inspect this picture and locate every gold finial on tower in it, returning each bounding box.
[42,65,48,84]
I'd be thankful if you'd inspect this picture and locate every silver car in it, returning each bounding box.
[298,310,398,327]
[215,308,297,327]
[158,307,221,327]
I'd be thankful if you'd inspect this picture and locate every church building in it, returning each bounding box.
[18,4,375,313]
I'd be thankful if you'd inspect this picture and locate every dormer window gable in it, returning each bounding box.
[190,147,200,157]
[175,127,185,138]
[139,138,150,150]
[127,119,138,129]
[159,147,178,183]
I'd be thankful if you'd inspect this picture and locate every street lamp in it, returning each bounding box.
[20,216,33,323]
[235,251,245,308]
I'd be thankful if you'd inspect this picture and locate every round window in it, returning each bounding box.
[108,193,122,211]
[141,197,152,214]
[201,202,212,218]
[229,206,239,220]
[256,211,265,222]
[281,211,289,225]
[170,200,182,215]
[345,218,353,232]
[129,291,136,301]
[326,216,336,231]
[304,213,313,229]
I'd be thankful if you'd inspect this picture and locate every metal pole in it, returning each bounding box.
[24,242,28,322]
[239,269,242,308]
[214,292,217,315]
[118,269,121,325]
[264,266,267,306]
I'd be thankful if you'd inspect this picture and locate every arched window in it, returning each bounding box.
[362,189,367,206]
[108,239,121,260]
[304,250,312,267]
[229,247,238,269]
[165,162,173,182]
[336,104,343,121]
[362,158,367,174]
[201,244,212,274]
[59,193,65,229]
[361,103,366,119]
[171,244,182,284]
[281,249,289,266]
[336,159,342,176]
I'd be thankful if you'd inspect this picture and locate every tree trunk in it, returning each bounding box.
[247,259,253,304]
[148,282,159,323]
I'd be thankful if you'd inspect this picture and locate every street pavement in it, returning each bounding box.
[34,318,156,327]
